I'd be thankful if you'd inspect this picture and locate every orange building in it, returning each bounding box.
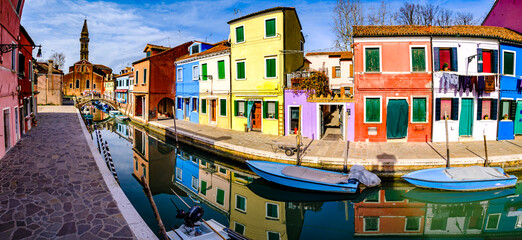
[63,19,111,97]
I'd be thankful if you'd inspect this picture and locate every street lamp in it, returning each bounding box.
[0,43,42,58]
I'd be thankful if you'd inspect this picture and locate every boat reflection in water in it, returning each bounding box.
[93,119,522,240]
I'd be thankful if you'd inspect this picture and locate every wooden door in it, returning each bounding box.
[251,102,262,130]
[211,100,217,122]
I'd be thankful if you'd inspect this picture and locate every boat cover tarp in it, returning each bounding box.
[444,166,508,180]
[347,165,381,187]
[281,166,348,184]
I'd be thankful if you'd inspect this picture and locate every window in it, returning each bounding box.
[235,26,244,43]
[236,100,246,117]
[364,217,379,232]
[236,61,245,80]
[69,83,72,89]
[365,98,380,123]
[486,214,501,230]
[289,107,300,134]
[176,167,182,181]
[478,99,497,120]
[16,0,22,14]
[93,83,96,89]
[218,60,225,80]
[235,195,246,212]
[143,68,147,84]
[384,190,405,202]
[267,232,280,240]
[135,70,139,84]
[200,180,207,195]
[234,222,245,235]
[265,58,276,78]
[264,101,278,119]
[86,80,90,89]
[220,99,227,116]
[216,188,225,206]
[365,47,380,72]
[18,52,25,76]
[142,165,146,179]
[332,66,341,78]
[177,68,182,81]
[192,66,199,81]
[500,100,516,120]
[266,202,279,219]
[435,98,459,121]
[191,176,198,190]
[411,47,426,72]
[201,99,207,114]
[201,63,207,81]
[11,46,16,71]
[219,166,227,174]
[135,160,138,170]
[265,18,276,38]
[364,191,380,203]
[405,217,421,231]
[28,60,32,81]
[412,98,427,122]
[191,45,199,54]
[75,79,80,88]
[146,51,151,57]
[503,51,515,76]
[435,47,458,71]
[177,98,183,109]
[192,98,198,112]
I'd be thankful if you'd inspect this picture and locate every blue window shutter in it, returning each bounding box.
[477,99,483,120]
[451,47,458,72]
[433,47,440,71]
[435,98,441,121]
[492,50,498,73]
[452,98,459,120]
[491,99,498,120]
[477,48,483,73]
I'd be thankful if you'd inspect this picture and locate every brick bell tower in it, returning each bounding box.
[80,19,89,61]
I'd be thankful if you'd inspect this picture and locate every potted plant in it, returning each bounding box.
[484,114,489,120]
[503,114,509,120]
[443,63,449,71]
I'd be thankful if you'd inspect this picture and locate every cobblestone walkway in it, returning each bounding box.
[0,106,135,239]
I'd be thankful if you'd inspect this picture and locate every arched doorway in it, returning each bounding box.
[157,97,174,118]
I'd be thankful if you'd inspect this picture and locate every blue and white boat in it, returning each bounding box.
[401,166,517,191]
[403,187,516,204]
[245,160,359,193]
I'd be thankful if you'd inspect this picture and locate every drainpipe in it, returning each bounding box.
[430,35,434,143]
[228,51,232,129]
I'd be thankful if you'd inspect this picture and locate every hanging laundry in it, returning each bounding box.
[485,76,495,93]
[449,73,459,87]
[458,76,472,92]
[477,76,485,97]
[441,72,450,89]
[470,76,477,92]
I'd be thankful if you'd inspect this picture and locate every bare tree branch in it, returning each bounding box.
[454,12,475,25]
[436,8,454,26]
[397,2,420,25]
[419,3,439,26]
[49,52,65,69]
[367,0,388,26]
[332,0,364,51]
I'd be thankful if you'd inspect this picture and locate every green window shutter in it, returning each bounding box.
[236,26,244,43]
[263,101,268,119]
[237,62,245,79]
[220,99,227,116]
[412,98,426,122]
[200,181,207,195]
[412,48,426,72]
[265,19,276,37]
[201,99,207,114]
[234,100,238,116]
[365,98,380,122]
[365,48,380,72]
[218,60,225,79]
[504,51,514,75]
[202,64,207,80]
[267,204,278,218]
[216,189,225,205]
[274,101,279,119]
[236,195,245,211]
[266,58,276,78]
[234,223,245,235]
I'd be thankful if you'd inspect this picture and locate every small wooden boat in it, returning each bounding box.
[245,160,359,193]
[401,166,517,191]
[115,113,129,121]
[166,219,229,240]
[403,187,516,203]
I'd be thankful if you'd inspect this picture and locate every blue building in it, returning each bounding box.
[498,42,522,140]
[174,149,200,194]
[175,41,214,123]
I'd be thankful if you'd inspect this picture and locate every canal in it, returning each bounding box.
[87,109,522,239]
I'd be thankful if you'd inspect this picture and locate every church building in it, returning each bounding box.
[63,19,112,97]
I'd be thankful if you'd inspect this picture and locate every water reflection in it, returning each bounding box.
[93,119,522,240]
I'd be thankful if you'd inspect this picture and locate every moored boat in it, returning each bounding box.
[166,219,229,240]
[114,112,129,121]
[403,187,516,203]
[245,160,360,193]
[401,166,517,191]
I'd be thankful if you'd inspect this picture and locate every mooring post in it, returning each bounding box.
[171,106,178,147]
[483,134,489,167]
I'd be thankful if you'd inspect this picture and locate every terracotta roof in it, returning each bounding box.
[227,7,295,24]
[143,44,171,52]
[306,51,353,60]
[94,64,111,70]
[353,25,522,43]
[176,40,230,62]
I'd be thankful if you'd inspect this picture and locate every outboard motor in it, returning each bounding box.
[176,205,204,227]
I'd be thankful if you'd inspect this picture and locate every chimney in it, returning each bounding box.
[48,60,54,74]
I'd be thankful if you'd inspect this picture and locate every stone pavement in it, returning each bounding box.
[149,118,522,173]
[0,106,136,239]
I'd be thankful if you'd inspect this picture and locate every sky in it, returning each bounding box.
[21,0,495,74]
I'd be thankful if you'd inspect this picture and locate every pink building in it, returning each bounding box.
[482,0,522,33]
[0,0,26,157]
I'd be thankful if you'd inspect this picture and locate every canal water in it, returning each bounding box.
[87,113,522,239]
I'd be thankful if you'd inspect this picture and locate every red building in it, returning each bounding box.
[353,26,433,142]
[18,25,35,135]
[0,0,26,157]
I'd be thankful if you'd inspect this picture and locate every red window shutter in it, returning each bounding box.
[482,51,492,73]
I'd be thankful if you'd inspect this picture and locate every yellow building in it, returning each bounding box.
[228,7,304,135]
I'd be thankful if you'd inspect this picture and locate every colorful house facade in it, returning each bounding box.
[498,41,522,140]
[228,7,304,136]
[18,26,35,136]
[114,68,132,105]
[353,26,433,142]
[197,41,232,129]
[35,60,64,105]
[175,41,213,123]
